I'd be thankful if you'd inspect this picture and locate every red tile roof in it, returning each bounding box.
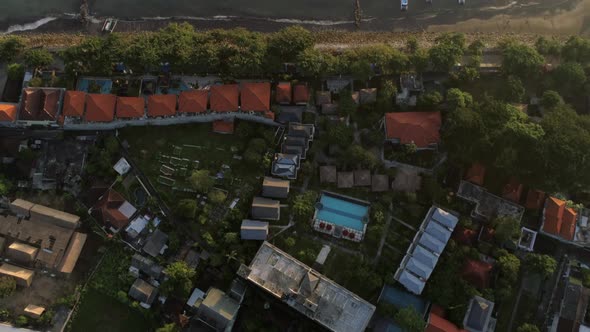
[293,84,309,105]
[0,104,17,122]
[178,90,208,113]
[210,85,239,112]
[20,88,60,121]
[543,197,566,236]
[464,163,486,186]
[93,189,130,230]
[241,82,270,112]
[502,178,523,203]
[461,259,493,289]
[116,97,145,118]
[276,82,292,104]
[426,313,466,332]
[63,91,85,117]
[525,189,546,210]
[147,95,177,117]
[385,111,441,148]
[212,120,234,134]
[85,94,116,122]
[560,207,577,241]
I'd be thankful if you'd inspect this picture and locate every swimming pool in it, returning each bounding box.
[315,193,369,231]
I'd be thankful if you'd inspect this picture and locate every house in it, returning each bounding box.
[276,82,292,105]
[23,304,45,319]
[396,74,423,106]
[116,96,145,119]
[129,253,163,280]
[551,281,588,332]
[354,170,371,187]
[85,94,116,122]
[461,260,493,289]
[240,220,269,240]
[541,196,578,242]
[463,296,495,332]
[384,112,441,149]
[337,172,354,189]
[316,91,331,106]
[187,288,206,310]
[113,157,131,175]
[276,106,303,124]
[62,91,85,118]
[293,84,310,105]
[426,312,465,332]
[0,103,17,123]
[313,191,370,242]
[326,77,353,93]
[251,197,280,221]
[237,242,376,332]
[502,178,523,204]
[321,103,339,115]
[261,177,290,199]
[465,163,486,186]
[457,181,525,222]
[128,278,158,309]
[147,94,176,118]
[241,82,270,112]
[525,189,546,210]
[18,88,64,123]
[0,200,86,274]
[143,229,168,257]
[319,166,337,184]
[0,264,34,287]
[210,85,239,112]
[212,119,235,134]
[196,287,240,332]
[92,189,137,232]
[359,88,377,104]
[281,123,314,160]
[178,90,208,113]
[372,174,389,192]
[394,207,459,295]
[271,153,299,180]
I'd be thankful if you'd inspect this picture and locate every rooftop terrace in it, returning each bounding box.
[457,180,525,222]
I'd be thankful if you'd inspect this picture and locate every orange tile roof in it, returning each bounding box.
[385,111,441,148]
[502,178,523,203]
[42,89,59,120]
[19,88,60,121]
[148,94,176,117]
[116,97,145,119]
[426,313,466,332]
[85,94,116,122]
[461,260,493,289]
[264,111,275,120]
[93,189,131,230]
[543,197,566,236]
[464,163,486,186]
[20,89,41,120]
[178,90,208,113]
[276,82,292,104]
[241,82,270,112]
[63,91,85,117]
[560,207,577,241]
[212,120,234,134]
[210,85,239,112]
[525,189,546,210]
[0,103,17,122]
[293,84,309,105]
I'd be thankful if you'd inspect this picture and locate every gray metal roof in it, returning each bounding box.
[463,296,494,332]
[418,232,446,254]
[240,220,269,240]
[406,257,433,279]
[397,270,425,295]
[424,221,452,243]
[432,207,459,228]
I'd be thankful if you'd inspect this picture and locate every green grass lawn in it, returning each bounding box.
[70,289,154,332]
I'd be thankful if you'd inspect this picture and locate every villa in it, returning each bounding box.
[312,191,370,242]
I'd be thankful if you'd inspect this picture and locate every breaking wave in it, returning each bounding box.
[1,17,58,35]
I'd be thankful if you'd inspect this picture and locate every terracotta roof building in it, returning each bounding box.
[241,82,270,112]
[0,264,34,287]
[293,84,309,105]
[525,189,546,210]
[85,94,116,122]
[465,163,486,186]
[461,259,493,289]
[19,88,62,121]
[319,166,337,184]
[502,178,523,204]
[0,103,17,122]
[178,90,208,113]
[148,94,176,117]
[62,91,85,117]
[276,82,292,104]
[210,85,239,112]
[116,97,145,118]
[426,312,466,332]
[92,189,137,231]
[542,196,578,242]
[385,112,441,148]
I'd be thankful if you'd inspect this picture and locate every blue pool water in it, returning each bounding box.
[379,285,427,314]
[316,194,369,231]
[77,78,113,94]
[157,80,191,95]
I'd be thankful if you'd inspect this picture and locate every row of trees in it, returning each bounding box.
[0,36,54,68]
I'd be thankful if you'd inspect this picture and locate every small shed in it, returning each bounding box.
[337,172,354,189]
[321,103,338,115]
[320,166,337,184]
[371,174,390,192]
[262,177,290,199]
[251,197,280,221]
[0,264,34,287]
[142,229,168,257]
[240,220,269,240]
[315,91,331,106]
[129,278,158,308]
[6,242,38,264]
[354,170,371,187]
[24,304,45,319]
[360,88,377,104]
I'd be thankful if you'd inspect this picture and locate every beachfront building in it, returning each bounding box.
[237,242,375,332]
[394,206,459,295]
[312,191,370,242]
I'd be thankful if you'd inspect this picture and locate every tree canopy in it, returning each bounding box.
[0,276,16,298]
[501,43,544,80]
[267,26,314,64]
[23,48,53,69]
[517,323,541,332]
[0,37,25,62]
[394,307,426,332]
[428,33,465,72]
[162,261,196,297]
[492,216,521,244]
[175,199,197,219]
[188,170,215,193]
[524,253,557,278]
[291,191,318,221]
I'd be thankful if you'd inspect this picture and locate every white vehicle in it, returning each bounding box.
[401,0,408,10]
